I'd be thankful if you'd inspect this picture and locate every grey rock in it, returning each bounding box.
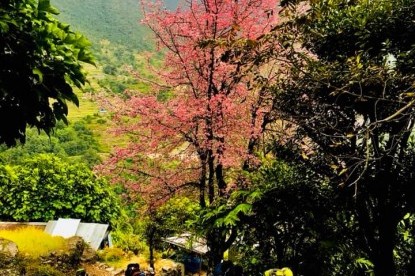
[0,238,18,258]
[0,238,18,267]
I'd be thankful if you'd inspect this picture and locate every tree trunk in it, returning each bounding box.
[356,174,400,275]
[208,152,215,204]
[207,228,238,271]
[373,233,396,275]
[367,162,398,275]
[147,222,156,270]
[207,229,225,269]
[199,158,207,208]
[149,242,154,269]
[372,205,398,275]
[216,164,226,197]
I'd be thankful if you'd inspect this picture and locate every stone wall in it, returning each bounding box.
[0,222,47,231]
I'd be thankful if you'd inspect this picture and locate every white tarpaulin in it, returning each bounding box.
[44,219,109,250]
[44,220,57,234]
[76,222,109,250]
[49,218,80,238]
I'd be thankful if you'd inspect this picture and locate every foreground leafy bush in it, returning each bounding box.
[0,154,120,223]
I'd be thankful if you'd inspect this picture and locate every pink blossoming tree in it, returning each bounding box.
[98,0,281,267]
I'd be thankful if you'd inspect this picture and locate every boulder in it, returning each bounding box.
[0,238,18,266]
[0,238,23,275]
[81,244,98,262]
[40,236,85,272]
[67,236,86,264]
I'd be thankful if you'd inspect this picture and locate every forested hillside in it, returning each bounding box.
[52,0,148,50]
[50,0,167,97]
[52,0,178,51]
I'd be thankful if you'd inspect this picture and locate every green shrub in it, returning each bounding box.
[111,229,148,255]
[0,154,120,223]
[27,264,65,276]
[103,65,117,75]
[97,247,125,262]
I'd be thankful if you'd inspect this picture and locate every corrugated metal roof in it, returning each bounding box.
[163,233,208,255]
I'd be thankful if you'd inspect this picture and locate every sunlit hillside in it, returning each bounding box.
[52,0,180,50]
[52,0,152,51]
[48,0,166,151]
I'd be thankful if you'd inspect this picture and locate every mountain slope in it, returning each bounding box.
[52,0,152,51]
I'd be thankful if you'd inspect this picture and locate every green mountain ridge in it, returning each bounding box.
[52,0,152,51]
[51,0,180,51]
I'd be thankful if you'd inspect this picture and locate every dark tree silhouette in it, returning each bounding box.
[0,0,94,146]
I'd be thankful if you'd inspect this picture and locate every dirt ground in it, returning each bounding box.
[82,257,207,276]
[83,262,113,276]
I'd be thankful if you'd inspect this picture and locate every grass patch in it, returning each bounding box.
[26,264,65,276]
[67,97,100,122]
[0,227,66,258]
[68,96,129,154]
[97,247,128,267]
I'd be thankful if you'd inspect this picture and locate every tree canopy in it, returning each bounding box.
[268,0,415,274]
[0,0,94,146]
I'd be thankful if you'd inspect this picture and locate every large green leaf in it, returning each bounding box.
[38,0,60,15]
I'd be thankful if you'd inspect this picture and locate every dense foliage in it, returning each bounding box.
[0,120,102,167]
[0,0,94,146]
[209,159,372,275]
[0,154,120,223]
[187,0,415,274]
[265,0,415,274]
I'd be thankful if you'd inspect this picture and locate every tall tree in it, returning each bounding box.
[271,0,415,274]
[99,0,279,267]
[0,0,94,146]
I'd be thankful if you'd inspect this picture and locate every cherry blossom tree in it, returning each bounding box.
[98,0,281,267]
